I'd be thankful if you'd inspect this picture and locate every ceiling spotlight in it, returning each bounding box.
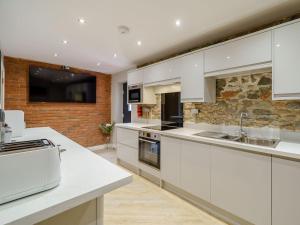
[78,18,86,24]
[54,53,58,57]
[175,19,181,27]
[137,41,142,46]
[63,40,68,44]
[113,53,117,58]
[97,62,101,66]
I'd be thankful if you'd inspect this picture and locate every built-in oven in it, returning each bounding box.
[139,131,160,169]
[128,85,142,104]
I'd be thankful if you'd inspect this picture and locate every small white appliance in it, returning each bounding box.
[0,139,61,205]
[4,110,25,137]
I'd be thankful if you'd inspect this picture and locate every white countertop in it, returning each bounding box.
[117,123,300,160]
[0,127,132,225]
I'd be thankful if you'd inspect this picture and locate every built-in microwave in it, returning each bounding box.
[128,84,143,104]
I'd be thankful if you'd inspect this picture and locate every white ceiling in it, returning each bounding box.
[0,0,300,74]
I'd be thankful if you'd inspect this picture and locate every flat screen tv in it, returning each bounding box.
[29,66,96,103]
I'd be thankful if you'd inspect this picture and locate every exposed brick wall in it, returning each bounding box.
[4,56,111,147]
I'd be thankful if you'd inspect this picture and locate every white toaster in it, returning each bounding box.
[0,139,61,205]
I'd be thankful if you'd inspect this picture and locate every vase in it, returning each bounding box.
[105,135,111,150]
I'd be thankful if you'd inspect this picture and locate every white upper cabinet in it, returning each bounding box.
[143,60,179,85]
[177,51,215,102]
[204,31,272,75]
[272,21,300,100]
[127,69,144,86]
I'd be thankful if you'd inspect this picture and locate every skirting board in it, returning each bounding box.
[162,181,254,225]
[88,144,116,151]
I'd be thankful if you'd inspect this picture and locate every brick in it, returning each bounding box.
[4,56,111,147]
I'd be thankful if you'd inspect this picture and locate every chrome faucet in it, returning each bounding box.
[240,112,248,140]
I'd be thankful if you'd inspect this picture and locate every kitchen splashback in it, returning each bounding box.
[140,70,300,131]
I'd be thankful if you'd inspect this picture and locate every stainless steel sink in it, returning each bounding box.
[193,131,229,139]
[236,137,280,148]
[194,131,280,148]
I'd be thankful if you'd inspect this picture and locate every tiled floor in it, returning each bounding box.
[94,148,228,225]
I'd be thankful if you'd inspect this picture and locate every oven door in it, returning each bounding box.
[139,137,160,169]
[128,87,142,103]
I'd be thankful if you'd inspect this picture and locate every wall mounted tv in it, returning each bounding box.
[29,66,96,103]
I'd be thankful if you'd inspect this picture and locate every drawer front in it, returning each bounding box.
[204,31,271,73]
[117,128,138,149]
[117,143,138,167]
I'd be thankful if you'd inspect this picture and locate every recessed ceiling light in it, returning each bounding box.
[137,41,142,46]
[97,62,101,66]
[113,53,117,58]
[63,40,68,44]
[54,53,58,57]
[78,18,86,24]
[276,43,281,47]
[175,19,181,27]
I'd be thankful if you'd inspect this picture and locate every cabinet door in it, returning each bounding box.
[143,60,177,84]
[116,128,138,149]
[211,146,271,225]
[117,143,138,167]
[180,140,211,202]
[161,136,181,186]
[204,31,271,73]
[273,21,300,99]
[272,157,300,225]
[177,52,205,102]
[127,69,143,86]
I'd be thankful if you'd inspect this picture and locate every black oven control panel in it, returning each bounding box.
[139,131,160,141]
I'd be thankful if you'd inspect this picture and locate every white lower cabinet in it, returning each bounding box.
[116,127,139,167]
[211,146,271,225]
[116,143,138,167]
[272,157,300,225]
[161,136,181,187]
[116,128,139,149]
[161,137,211,202]
[180,140,211,202]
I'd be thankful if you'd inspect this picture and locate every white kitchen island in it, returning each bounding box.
[0,127,132,225]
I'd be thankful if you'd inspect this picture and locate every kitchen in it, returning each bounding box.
[1,1,300,225]
[116,15,300,225]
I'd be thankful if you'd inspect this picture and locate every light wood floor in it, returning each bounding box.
[94,148,228,225]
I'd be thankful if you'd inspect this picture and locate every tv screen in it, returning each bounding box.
[29,66,96,103]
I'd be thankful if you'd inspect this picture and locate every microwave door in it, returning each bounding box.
[128,88,141,103]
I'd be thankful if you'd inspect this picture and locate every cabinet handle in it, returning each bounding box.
[139,138,158,144]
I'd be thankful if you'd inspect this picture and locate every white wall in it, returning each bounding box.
[111,70,129,146]
[111,70,128,123]
[0,42,4,109]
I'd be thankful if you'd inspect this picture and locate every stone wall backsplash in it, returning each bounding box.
[141,71,300,131]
